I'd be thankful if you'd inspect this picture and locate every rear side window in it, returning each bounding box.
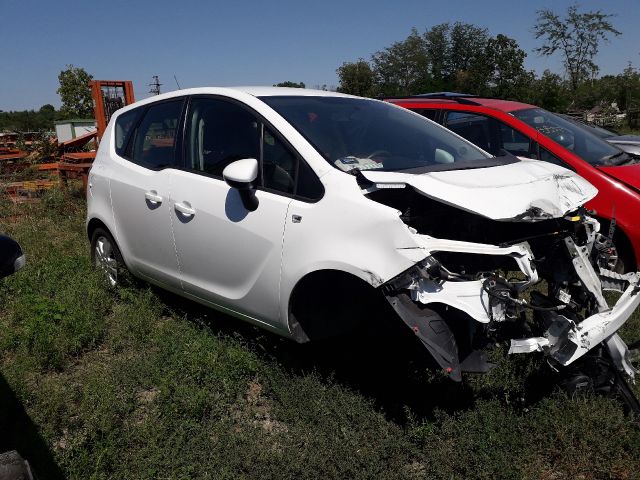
[131,100,183,169]
[114,109,139,156]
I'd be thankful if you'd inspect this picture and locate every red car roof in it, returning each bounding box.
[387,96,536,113]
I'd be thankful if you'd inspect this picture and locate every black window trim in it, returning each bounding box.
[179,94,324,203]
[119,96,188,172]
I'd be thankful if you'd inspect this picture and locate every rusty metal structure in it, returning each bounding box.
[2,80,136,202]
[90,80,136,141]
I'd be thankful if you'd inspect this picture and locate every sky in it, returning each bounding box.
[1,0,639,111]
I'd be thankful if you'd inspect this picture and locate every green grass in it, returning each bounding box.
[0,191,639,479]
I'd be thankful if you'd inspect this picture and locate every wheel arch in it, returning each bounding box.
[286,268,391,343]
[87,217,111,242]
[595,216,637,271]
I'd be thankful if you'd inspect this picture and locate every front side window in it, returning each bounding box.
[262,127,296,194]
[186,98,260,177]
[499,122,532,158]
[186,97,323,200]
[513,108,629,166]
[261,96,493,173]
[445,111,533,158]
[131,100,182,169]
[537,145,573,170]
[445,111,496,154]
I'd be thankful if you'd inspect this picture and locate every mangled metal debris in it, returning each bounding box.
[364,161,639,409]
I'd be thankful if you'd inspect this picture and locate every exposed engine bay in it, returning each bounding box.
[363,179,640,410]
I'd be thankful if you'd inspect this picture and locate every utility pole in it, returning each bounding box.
[149,75,162,95]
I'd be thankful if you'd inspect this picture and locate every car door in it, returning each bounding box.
[109,99,184,287]
[169,96,298,325]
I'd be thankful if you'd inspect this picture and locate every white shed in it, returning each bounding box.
[54,119,97,143]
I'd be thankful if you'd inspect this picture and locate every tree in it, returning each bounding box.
[274,81,305,88]
[57,65,94,118]
[423,23,450,90]
[534,5,621,91]
[485,34,530,99]
[371,28,429,96]
[525,70,570,112]
[336,59,375,97]
[448,22,491,91]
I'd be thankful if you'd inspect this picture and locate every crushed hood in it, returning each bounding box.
[362,159,598,221]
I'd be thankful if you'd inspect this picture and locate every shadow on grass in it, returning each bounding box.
[152,287,557,424]
[0,374,64,480]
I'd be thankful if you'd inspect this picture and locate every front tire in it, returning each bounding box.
[90,228,126,287]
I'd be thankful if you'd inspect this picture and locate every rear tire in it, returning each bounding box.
[90,228,126,287]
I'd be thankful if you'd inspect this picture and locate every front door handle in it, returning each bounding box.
[174,201,196,217]
[144,190,163,204]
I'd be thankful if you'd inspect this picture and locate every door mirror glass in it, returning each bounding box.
[223,158,259,211]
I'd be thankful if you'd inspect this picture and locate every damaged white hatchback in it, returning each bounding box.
[87,87,640,403]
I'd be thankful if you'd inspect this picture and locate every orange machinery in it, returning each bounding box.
[90,80,136,141]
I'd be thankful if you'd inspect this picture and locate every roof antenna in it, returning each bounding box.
[174,75,182,90]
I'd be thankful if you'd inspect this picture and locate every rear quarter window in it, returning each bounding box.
[114,109,140,157]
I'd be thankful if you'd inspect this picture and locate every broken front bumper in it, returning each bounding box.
[510,269,640,379]
[385,232,640,381]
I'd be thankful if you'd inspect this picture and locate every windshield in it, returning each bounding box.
[260,96,493,173]
[513,108,629,166]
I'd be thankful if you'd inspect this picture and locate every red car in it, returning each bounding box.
[386,93,640,272]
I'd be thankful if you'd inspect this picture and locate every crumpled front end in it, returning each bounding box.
[382,218,640,382]
[364,175,639,385]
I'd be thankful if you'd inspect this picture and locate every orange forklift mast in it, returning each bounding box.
[90,80,136,141]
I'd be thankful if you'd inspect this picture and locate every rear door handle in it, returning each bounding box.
[174,201,196,217]
[144,190,163,204]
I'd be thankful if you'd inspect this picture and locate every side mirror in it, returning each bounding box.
[223,158,259,211]
[0,235,25,279]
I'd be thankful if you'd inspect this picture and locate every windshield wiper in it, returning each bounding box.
[599,151,626,166]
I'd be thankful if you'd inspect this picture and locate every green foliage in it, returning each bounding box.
[0,105,60,132]
[341,23,531,100]
[273,81,305,88]
[335,15,640,119]
[371,27,429,96]
[534,5,621,91]
[0,197,639,479]
[336,59,375,96]
[56,65,94,119]
[524,69,571,112]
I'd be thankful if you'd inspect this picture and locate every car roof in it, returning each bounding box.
[113,86,362,116]
[387,96,536,113]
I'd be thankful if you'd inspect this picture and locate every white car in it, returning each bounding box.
[87,87,640,387]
